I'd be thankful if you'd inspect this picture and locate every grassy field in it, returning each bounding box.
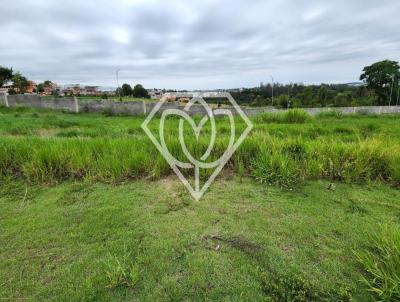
[0,106,400,301]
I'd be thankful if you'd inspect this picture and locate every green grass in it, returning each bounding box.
[354,224,400,301]
[0,178,399,301]
[0,106,399,187]
[255,109,312,124]
[0,106,400,301]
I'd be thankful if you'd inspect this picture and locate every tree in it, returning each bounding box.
[36,83,44,93]
[115,87,123,98]
[132,84,149,98]
[12,72,29,94]
[333,92,354,107]
[275,94,290,108]
[121,83,133,96]
[0,66,13,87]
[360,60,400,105]
[317,86,329,107]
[297,86,314,107]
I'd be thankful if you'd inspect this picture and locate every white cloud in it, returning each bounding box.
[0,0,399,89]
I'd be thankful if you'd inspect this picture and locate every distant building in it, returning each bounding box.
[148,89,163,99]
[60,84,100,96]
[0,81,13,94]
[43,82,60,95]
[61,84,81,96]
[82,86,99,96]
[26,81,36,94]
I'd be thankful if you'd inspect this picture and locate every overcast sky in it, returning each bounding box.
[1,0,399,89]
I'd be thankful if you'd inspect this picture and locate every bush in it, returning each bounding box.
[354,224,400,301]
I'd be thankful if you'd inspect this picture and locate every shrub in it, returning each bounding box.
[354,224,400,301]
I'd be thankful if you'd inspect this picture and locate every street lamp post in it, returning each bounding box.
[116,69,121,100]
[269,75,274,106]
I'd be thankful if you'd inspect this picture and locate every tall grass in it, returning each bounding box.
[255,109,311,124]
[0,107,399,188]
[0,134,399,189]
[315,110,343,119]
[354,224,400,301]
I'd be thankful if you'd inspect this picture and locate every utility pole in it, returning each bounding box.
[269,75,274,106]
[287,82,292,109]
[116,69,121,101]
[397,80,400,106]
[389,74,395,107]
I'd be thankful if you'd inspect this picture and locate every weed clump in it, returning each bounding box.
[251,152,301,190]
[316,110,343,119]
[103,254,139,289]
[102,108,115,117]
[260,266,353,302]
[354,224,400,301]
[255,109,311,124]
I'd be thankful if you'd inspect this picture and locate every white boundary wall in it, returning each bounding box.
[1,93,400,117]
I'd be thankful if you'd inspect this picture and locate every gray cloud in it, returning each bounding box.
[1,0,399,89]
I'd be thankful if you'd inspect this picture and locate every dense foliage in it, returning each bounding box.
[227,83,377,108]
[0,66,13,87]
[118,83,150,98]
[360,60,400,105]
[224,60,400,108]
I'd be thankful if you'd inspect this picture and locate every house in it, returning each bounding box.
[0,81,13,94]
[148,89,163,99]
[61,84,81,96]
[83,86,99,96]
[26,81,36,94]
[42,82,61,95]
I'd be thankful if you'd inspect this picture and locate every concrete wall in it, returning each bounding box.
[79,99,146,115]
[2,94,78,112]
[2,93,400,117]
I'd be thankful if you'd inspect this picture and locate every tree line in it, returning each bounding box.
[1,60,399,107]
[228,60,400,108]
